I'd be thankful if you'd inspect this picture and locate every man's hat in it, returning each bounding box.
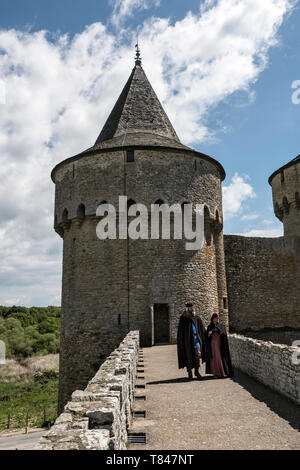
[185,302,194,307]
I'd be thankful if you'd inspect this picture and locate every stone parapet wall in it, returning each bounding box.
[229,334,300,405]
[36,331,139,450]
[243,329,300,346]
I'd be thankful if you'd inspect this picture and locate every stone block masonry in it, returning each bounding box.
[229,334,300,405]
[224,235,300,332]
[36,331,139,450]
[52,58,228,410]
[55,145,228,411]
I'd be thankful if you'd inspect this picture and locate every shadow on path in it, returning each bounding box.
[232,369,300,432]
[147,375,219,385]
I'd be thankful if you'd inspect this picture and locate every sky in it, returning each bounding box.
[0,0,300,306]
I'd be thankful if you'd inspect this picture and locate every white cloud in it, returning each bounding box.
[111,0,161,28]
[262,219,275,224]
[222,173,256,220]
[241,213,259,221]
[0,24,123,306]
[0,0,296,305]
[138,0,296,142]
[0,78,5,104]
[240,227,283,237]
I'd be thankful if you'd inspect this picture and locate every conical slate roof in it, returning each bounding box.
[95,62,180,147]
[51,50,226,182]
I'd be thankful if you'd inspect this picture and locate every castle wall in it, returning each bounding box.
[54,148,228,410]
[37,331,139,450]
[224,235,300,333]
[58,219,129,409]
[229,334,300,405]
[270,159,300,236]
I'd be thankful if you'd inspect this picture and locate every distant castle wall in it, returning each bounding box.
[224,235,300,333]
[229,334,300,405]
[37,331,139,450]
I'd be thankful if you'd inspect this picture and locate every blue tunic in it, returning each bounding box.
[192,321,201,349]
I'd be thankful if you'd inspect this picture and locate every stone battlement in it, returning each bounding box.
[229,334,300,405]
[36,331,139,450]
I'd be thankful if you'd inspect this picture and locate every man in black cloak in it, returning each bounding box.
[177,303,206,380]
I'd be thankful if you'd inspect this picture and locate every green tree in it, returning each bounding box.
[38,317,59,335]
[9,312,36,328]
[0,306,61,358]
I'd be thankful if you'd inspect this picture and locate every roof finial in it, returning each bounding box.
[135,41,142,66]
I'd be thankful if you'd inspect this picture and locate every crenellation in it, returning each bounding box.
[269,156,300,236]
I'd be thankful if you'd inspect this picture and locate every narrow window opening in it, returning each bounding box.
[126,149,134,162]
[204,206,211,246]
[98,201,108,220]
[154,199,164,206]
[295,192,300,210]
[223,297,228,310]
[62,208,69,223]
[127,199,136,211]
[77,204,85,219]
[283,196,290,214]
[275,202,283,221]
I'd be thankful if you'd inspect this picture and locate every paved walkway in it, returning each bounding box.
[130,345,300,450]
[0,431,46,450]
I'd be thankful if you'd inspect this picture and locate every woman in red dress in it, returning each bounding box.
[205,313,234,378]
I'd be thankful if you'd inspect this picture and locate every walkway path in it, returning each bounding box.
[130,344,300,450]
[0,430,46,450]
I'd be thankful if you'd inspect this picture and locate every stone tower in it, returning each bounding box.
[53,49,228,411]
[269,155,300,236]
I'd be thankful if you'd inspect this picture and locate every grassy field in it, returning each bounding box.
[0,354,59,432]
